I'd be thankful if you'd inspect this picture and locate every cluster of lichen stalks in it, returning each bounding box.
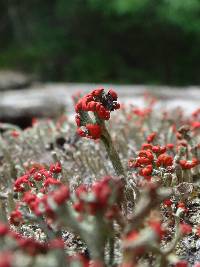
[0,88,199,267]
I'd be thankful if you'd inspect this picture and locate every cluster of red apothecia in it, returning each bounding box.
[14,162,62,192]
[73,176,123,217]
[129,143,173,181]
[0,220,71,266]
[179,158,199,169]
[122,212,199,267]
[129,142,199,181]
[0,220,103,267]
[11,162,69,225]
[8,164,124,267]
[120,182,200,267]
[75,88,120,139]
[0,222,48,255]
[122,219,164,266]
[10,163,123,226]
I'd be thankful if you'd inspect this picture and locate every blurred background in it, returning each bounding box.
[0,0,200,128]
[1,0,200,85]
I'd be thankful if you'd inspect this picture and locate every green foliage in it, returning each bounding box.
[0,0,200,84]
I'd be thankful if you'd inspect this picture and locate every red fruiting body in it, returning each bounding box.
[92,88,104,97]
[49,162,62,173]
[10,209,23,226]
[146,132,157,143]
[97,106,110,120]
[0,222,50,258]
[108,89,118,100]
[33,172,43,181]
[77,128,86,137]
[0,222,9,236]
[179,158,199,169]
[22,191,37,205]
[74,177,122,215]
[73,201,84,213]
[75,88,119,114]
[177,202,185,208]
[166,143,174,149]
[138,150,154,162]
[141,143,152,150]
[149,220,164,240]
[31,117,38,125]
[152,146,166,154]
[191,121,200,129]
[140,165,153,177]
[75,114,81,126]
[177,202,188,213]
[92,177,112,207]
[86,124,102,139]
[11,163,73,219]
[105,205,119,220]
[132,107,152,117]
[77,124,102,139]
[163,199,172,207]
[126,230,139,241]
[39,169,52,178]
[89,177,121,214]
[152,146,160,153]
[180,223,192,235]
[11,130,20,138]
[175,260,188,267]
[156,154,173,167]
[75,88,120,140]
[52,185,70,205]
[136,157,152,166]
[44,178,62,187]
[124,230,144,256]
[75,185,88,198]
[14,175,29,192]
[160,146,167,154]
